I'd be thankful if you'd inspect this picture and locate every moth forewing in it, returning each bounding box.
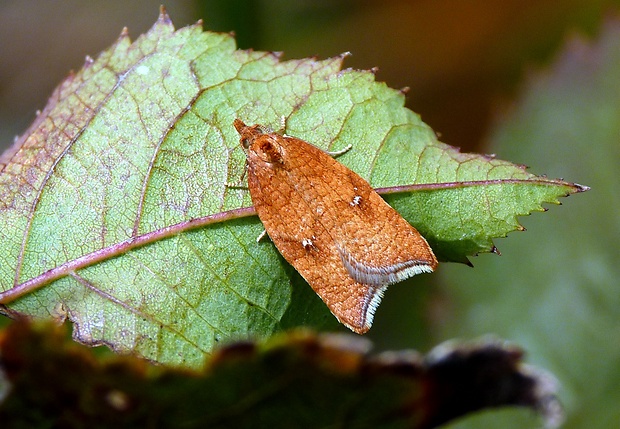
[234,119,437,333]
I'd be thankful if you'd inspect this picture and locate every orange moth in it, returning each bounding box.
[234,119,437,333]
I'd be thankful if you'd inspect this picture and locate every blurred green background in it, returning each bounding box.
[1,1,618,428]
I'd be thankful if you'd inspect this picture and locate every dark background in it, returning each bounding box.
[1,0,611,153]
[1,1,618,428]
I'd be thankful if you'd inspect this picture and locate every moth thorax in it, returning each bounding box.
[254,137,284,164]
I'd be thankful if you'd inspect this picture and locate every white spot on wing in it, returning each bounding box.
[302,237,313,250]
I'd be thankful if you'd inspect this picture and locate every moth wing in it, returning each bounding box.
[337,244,434,287]
[314,276,384,334]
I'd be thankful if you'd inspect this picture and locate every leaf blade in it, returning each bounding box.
[0,10,586,365]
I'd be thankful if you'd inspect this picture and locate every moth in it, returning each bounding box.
[234,119,437,333]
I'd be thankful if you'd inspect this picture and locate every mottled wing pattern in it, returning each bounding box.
[234,120,437,333]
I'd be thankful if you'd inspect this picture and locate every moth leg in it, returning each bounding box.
[278,114,351,156]
[256,229,268,243]
[225,161,249,188]
[280,115,352,156]
[326,144,352,157]
[225,182,248,190]
[277,115,288,135]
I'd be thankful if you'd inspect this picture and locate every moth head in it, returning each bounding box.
[234,119,284,165]
[234,119,260,150]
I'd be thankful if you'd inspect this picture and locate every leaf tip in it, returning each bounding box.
[517,162,530,170]
[158,5,172,25]
[573,182,590,192]
[83,55,94,68]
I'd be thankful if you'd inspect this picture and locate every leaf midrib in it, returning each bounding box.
[0,178,585,304]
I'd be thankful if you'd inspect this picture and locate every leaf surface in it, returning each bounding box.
[0,10,585,366]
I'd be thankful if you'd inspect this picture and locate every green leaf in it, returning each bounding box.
[0,321,561,429]
[435,19,620,429]
[0,9,585,366]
